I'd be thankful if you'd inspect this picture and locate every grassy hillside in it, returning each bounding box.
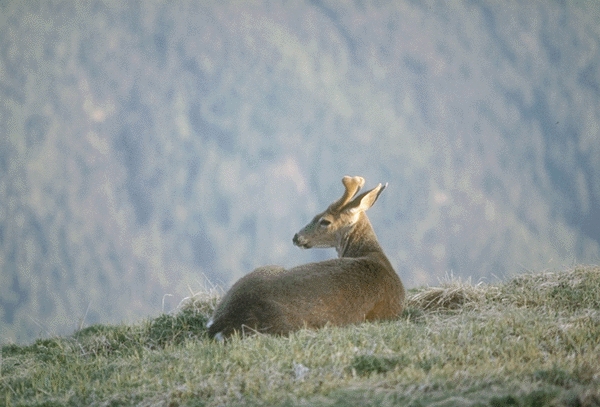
[1,265,599,406]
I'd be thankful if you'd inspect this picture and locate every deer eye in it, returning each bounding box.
[318,218,331,227]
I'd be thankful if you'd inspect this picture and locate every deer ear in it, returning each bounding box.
[344,183,387,214]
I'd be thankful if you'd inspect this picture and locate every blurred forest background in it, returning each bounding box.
[1,0,599,344]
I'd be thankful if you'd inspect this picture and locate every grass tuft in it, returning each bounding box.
[145,308,209,347]
[406,277,490,311]
[350,354,406,376]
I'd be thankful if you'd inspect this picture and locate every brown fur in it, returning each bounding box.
[207,176,405,339]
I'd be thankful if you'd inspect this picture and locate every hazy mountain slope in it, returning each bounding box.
[1,0,599,343]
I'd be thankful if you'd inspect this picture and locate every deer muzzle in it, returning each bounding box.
[293,233,311,249]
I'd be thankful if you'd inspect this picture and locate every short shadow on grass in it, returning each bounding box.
[533,366,574,388]
[401,306,426,324]
[490,388,558,407]
[533,363,596,388]
[349,354,407,376]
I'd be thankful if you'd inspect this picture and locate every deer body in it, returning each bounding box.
[207,176,405,340]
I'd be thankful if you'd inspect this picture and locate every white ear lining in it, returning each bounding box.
[343,183,385,214]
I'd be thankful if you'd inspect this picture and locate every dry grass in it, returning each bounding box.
[176,279,222,317]
[406,277,493,311]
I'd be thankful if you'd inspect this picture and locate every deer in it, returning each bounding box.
[206,176,405,340]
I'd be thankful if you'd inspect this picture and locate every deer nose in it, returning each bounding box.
[293,233,310,248]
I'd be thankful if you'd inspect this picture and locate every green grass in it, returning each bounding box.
[2,265,600,406]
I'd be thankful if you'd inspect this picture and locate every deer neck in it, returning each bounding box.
[336,212,386,260]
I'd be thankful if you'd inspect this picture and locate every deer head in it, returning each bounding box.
[292,176,387,250]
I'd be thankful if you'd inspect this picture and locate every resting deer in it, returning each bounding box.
[207,176,405,340]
